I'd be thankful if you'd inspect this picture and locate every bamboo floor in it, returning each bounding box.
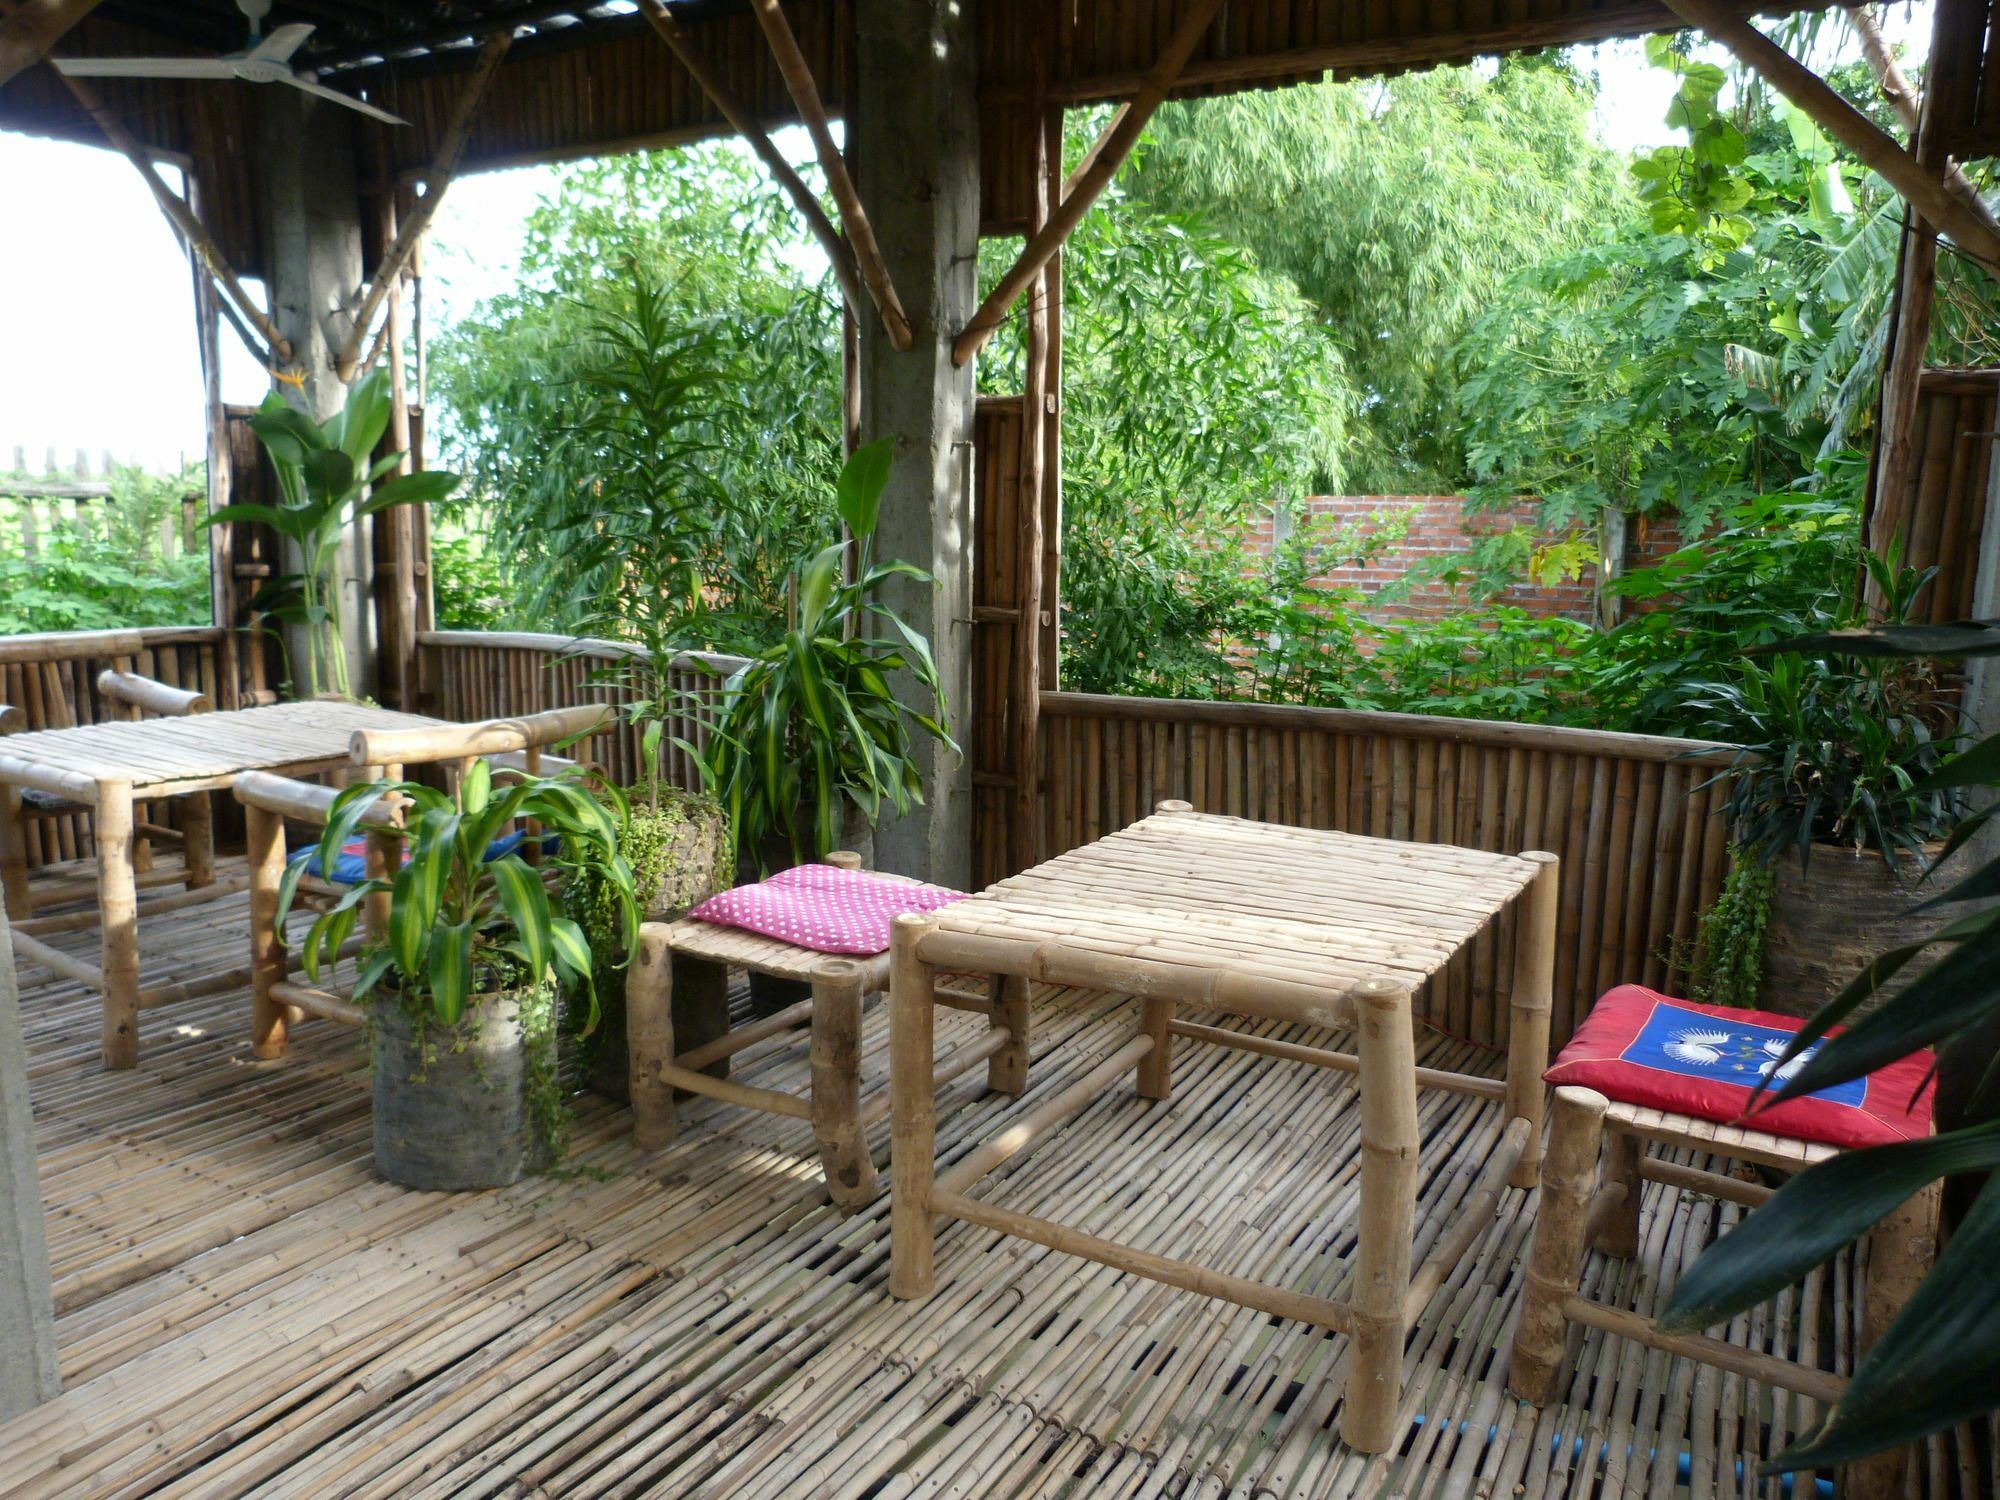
[5,868,1988,1499]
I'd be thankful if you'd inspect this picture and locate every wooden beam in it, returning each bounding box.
[954,0,1229,366]
[0,0,100,88]
[0,0,292,363]
[747,0,912,350]
[334,29,510,382]
[1656,0,2000,270]
[1845,3,2000,239]
[636,0,869,328]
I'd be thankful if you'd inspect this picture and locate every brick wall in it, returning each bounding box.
[1241,496,1688,626]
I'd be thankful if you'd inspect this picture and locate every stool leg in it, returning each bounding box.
[1511,1085,1608,1406]
[246,804,288,1060]
[1137,996,1174,1100]
[987,972,1030,1096]
[1,785,31,921]
[810,960,877,1210]
[1593,1127,1642,1258]
[628,925,677,1151]
[890,913,938,1301]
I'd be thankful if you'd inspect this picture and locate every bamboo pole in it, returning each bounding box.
[179,792,214,892]
[1505,851,1559,1187]
[0,784,29,920]
[333,31,513,382]
[808,958,877,1209]
[987,972,1031,1096]
[94,778,140,1069]
[745,0,912,351]
[245,803,289,1060]
[635,0,868,326]
[0,0,100,87]
[1510,1084,1606,1405]
[934,1034,1154,1198]
[953,0,1229,366]
[1341,975,1420,1452]
[1595,1126,1643,1256]
[1012,44,1055,873]
[889,911,939,1300]
[1656,0,2000,270]
[626,924,676,1151]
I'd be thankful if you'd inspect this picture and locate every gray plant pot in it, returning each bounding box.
[371,988,556,1190]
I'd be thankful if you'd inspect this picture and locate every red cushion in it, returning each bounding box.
[1544,985,1934,1150]
[688,863,967,956]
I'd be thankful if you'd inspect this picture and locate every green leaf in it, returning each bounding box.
[795,543,845,635]
[461,758,492,816]
[487,854,552,982]
[836,437,894,538]
[428,920,475,1024]
[356,469,460,518]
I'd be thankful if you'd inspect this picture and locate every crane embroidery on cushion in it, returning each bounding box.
[1757,1037,1814,1083]
[1660,1027,1817,1079]
[1662,1028,1734,1067]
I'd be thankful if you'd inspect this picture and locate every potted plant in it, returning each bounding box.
[283,761,636,1189]
[209,369,460,698]
[1688,552,1958,1013]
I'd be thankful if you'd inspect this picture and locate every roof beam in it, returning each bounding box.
[953,0,1229,367]
[1656,0,2000,270]
[0,0,103,89]
[748,0,911,350]
[635,0,869,329]
[332,28,512,382]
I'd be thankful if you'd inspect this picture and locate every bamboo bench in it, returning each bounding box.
[625,857,1028,1213]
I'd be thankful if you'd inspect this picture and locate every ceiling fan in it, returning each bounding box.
[51,0,408,126]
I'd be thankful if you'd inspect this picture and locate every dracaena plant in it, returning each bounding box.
[692,438,959,869]
[279,762,637,1029]
[208,369,461,698]
[1661,617,2000,1473]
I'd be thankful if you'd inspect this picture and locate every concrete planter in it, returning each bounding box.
[1758,843,1960,1018]
[371,987,556,1190]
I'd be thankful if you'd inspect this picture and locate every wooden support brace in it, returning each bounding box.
[636,0,869,329]
[333,30,512,382]
[953,0,1229,365]
[747,0,912,350]
[1656,0,2000,270]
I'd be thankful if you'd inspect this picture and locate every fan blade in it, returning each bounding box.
[53,56,238,78]
[280,72,408,126]
[247,23,314,64]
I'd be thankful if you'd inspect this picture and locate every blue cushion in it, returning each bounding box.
[288,829,558,886]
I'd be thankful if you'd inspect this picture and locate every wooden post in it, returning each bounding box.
[0,0,102,88]
[1341,975,1419,1453]
[809,958,877,1210]
[627,923,676,1151]
[1012,63,1054,877]
[94,779,140,1069]
[889,911,939,1300]
[245,803,289,1060]
[1845,1182,1942,1499]
[1506,851,1559,1187]
[1594,1126,1642,1258]
[1510,1085,1607,1405]
[987,971,1031,1096]
[0,906,59,1420]
[362,824,398,944]
[179,791,214,892]
[0,786,28,922]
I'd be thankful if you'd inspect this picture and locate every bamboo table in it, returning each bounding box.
[888,800,1559,1454]
[0,700,440,1068]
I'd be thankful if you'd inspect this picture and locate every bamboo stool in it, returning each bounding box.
[627,853,1028,1212]
[888,800,1559,1454]
[1510,1086,1938,1499]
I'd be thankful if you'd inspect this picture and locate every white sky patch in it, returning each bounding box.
[0,13,1935,472]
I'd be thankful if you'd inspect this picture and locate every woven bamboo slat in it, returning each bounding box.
[12,877,1990,1497]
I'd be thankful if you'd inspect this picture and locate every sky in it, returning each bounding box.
[0,15,1930,474]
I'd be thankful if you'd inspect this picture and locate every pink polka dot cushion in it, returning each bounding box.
[688,864,968,955]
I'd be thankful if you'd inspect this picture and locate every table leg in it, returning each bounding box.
[628,925,677,1151]
[1137,997,1175,1100]
[890,912,939,1300]
[0,784,30,922]
[810,959,877,1210]
[95,780,141,1070]
[180,791,214,891]
[246,804,289,1060]
[1506,851,1560,1188]
[1341,976,1419,1453]
[986,972,1030,1097]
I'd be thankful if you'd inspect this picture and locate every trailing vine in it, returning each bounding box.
[1689,847,1775,1009]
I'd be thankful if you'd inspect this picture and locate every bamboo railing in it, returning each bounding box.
[0,626,231,870]
[413,629,747,793]
[1031,693,1740,1049]
[416,632,1739,1050]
